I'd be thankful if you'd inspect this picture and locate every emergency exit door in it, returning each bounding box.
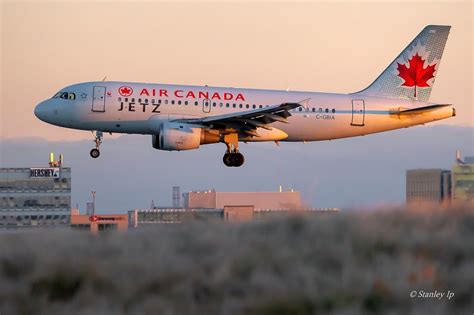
[92,86,106,112]
[203,99,211,113]
[351,99,365,126]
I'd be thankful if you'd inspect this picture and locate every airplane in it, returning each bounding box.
[35,25,454,167]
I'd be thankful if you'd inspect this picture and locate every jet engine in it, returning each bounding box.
[152,122,220,151]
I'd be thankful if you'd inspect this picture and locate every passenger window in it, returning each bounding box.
[233,104,236,108]
[165,100,168,104]
[118,97,122,102]
[259,105,263,108]
[145,99,149,104]
[332,109,335,113]
[194,101,198,106]
[125,98,128,102]
[318,108,322,113]
[239,104,243,108]
[138,98,142,103]
[185,101,188,105]
[171,100,175,105]
[151,99,155,104]
[178,100,181,105]
[312,108,315,112]
[131,98,135,102]
[325,108,329,113]
[252,105,256,109]
[158,99,162,104]
[298,107,302,112]
[226,103,230,107]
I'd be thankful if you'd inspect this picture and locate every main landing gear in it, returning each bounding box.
[90,131,103,159]
[222,134,245,167]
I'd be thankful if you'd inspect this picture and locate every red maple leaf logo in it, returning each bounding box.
[119,86,133,97]
[397,53,436,97]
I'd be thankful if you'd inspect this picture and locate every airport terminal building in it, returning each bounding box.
[0,163,71,229]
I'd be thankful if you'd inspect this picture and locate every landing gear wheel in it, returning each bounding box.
[90,148,100,158]
[222,133,245,167]
[231,152,245,167]
[223,153,233,167]
[90,131,103,159]
[222,152,245,167]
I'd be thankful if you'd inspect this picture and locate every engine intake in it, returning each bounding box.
[152,122,220,151]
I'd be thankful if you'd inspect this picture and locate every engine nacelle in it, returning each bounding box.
[152,122,220,151]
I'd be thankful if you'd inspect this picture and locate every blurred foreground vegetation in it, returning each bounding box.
[1,204,473,315]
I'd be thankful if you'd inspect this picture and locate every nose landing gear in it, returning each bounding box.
[222,133,245,167]
[90,131,103,159]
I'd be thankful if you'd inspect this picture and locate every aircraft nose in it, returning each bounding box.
[34,100,50,122]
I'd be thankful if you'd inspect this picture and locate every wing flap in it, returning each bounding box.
[175,102,301,133]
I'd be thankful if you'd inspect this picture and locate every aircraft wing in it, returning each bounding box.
[176,102,302,136]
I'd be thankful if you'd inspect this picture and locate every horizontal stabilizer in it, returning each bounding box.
[392,104,452,115]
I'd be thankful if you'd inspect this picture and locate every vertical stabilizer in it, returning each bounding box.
[354,25,450,102]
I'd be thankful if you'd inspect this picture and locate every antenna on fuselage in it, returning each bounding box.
[101,76,107,82]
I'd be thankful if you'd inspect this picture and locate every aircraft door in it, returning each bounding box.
[351,99,365,126]
[203,98,211,113]
[92,86,106,112]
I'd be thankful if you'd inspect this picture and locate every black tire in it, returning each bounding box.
[233,153,245,167]
[90,148,100,158]
[223,153,233,167]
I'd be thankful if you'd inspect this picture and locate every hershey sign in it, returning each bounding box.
[30,168,60,178]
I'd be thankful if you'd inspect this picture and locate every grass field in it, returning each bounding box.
[1,205,473,315]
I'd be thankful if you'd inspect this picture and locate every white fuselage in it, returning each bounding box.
[35,81,455,142]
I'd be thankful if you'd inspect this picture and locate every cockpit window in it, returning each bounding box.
[53,92,76,100]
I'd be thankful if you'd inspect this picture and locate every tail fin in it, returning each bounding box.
[354,25,451,102]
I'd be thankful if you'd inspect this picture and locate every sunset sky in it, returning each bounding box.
[1,1,472,141]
